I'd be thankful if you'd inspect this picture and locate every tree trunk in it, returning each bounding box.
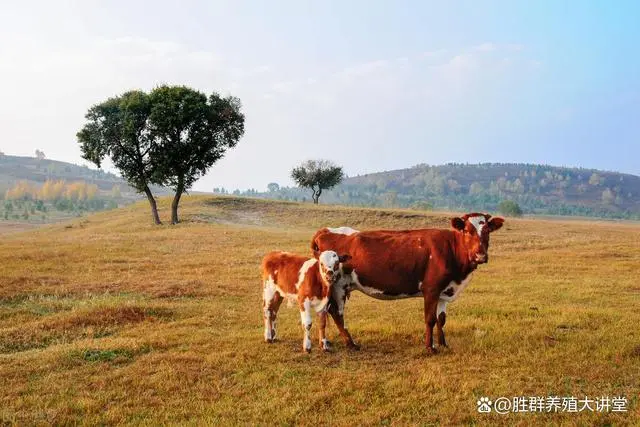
[171,180,185,224]
[143,186,162,225]
[312,187,321,204]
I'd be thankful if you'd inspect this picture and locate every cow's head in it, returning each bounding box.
[318,251,352,286]
[451,213,504,264]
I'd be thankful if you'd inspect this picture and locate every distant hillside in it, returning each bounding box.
[232,163,640,219]
[0,154,169,200]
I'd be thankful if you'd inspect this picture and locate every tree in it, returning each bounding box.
[498,200,523,217]
[111,185,122,199]
[589,173,602,186]
[267,182,280,192]
[148,85,245,224]
[601,188,615,205]
[35,149,46,160]
[291,159,344,204]
[77,90,163,224]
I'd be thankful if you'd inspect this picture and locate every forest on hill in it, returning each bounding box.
[222,163,640,219]
[0,154,169,221]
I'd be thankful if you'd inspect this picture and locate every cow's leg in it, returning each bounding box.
[300,299,313,353]
[423,291,440,355]
[328,302,359,350]
[436,299,448,348]
[318,310,331,352]
[263,279,282,343]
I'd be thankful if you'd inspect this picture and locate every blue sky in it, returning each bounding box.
[0,1,638,191]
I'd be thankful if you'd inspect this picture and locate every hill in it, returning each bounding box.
[0,154,171,223]
[240,163,640,219]
[0,196,638,424]
[0,154,169,200]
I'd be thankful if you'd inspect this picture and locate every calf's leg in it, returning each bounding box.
[317,310,331,351]
[263,285,282,343]
[300,299,313,353]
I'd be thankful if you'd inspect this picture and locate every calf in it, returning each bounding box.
[311,213,504,354]
[261,250,352,352]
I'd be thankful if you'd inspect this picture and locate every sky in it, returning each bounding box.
[0,1,638,192]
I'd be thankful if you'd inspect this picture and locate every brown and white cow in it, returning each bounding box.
[310,213,504,354]
[261,250,352,352]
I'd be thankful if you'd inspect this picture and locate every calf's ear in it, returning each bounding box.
[339,254,351,263]
[450,217,465,231]
[488,217,504,232]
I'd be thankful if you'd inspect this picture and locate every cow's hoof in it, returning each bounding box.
[321,341,332,352]
[303,348,311,354]
[265,338,274,344]
[425,346,439,355]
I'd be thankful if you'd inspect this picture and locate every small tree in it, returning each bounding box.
[149,85,245,224]
[35,149,46,160]
[498,200,523,217]
[77,91,163,224]
[267,182,280,192]
[601,188,615,205]
[291,159,344,204]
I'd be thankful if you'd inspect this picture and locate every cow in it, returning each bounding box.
[261,250,353,353]
[310,213,504,354]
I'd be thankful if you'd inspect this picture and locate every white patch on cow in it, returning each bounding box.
[327,226,359,235]
[349,270,421,300]
[263,276,277,303]
[310,296,330,313]
[296,258,317,289]
[439,274,473,302]
[418,281,423,291]
[300,298,313,351]
[437,300,447,317]
[321,338,331,351]
[468,215,486,236]
[318,251,339,271]
[263,307,273,341]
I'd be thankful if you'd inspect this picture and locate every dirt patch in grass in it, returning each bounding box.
[0,306,173,353]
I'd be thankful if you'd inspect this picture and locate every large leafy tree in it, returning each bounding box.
[77,91,163,224]
[149,85,245,224]
[291,159,344,204]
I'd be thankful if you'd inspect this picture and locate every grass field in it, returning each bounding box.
[1,196,639,425]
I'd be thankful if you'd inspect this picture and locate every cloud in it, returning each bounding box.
[474,42,497,52]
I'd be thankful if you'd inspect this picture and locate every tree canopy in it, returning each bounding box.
[498,199,523,217]
[77,90,162,224]
[77,85,245,224]
[149,85,245,223]
[291,159,344,204]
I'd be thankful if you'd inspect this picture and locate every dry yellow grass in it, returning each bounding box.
[0,195,639,425]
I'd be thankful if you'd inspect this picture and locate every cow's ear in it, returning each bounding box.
[488,217,504,232]
[451,217,465,231]
[339,254,352,263]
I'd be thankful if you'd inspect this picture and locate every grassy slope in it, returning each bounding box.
[0,196,639,425]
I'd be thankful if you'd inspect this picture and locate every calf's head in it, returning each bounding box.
[451,213,504,264]
[318,251,352,286]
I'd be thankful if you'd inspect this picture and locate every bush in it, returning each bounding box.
[498,200,523,217]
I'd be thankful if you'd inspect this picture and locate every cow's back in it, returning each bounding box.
[312,228,456,294]
[261,251,312,295]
